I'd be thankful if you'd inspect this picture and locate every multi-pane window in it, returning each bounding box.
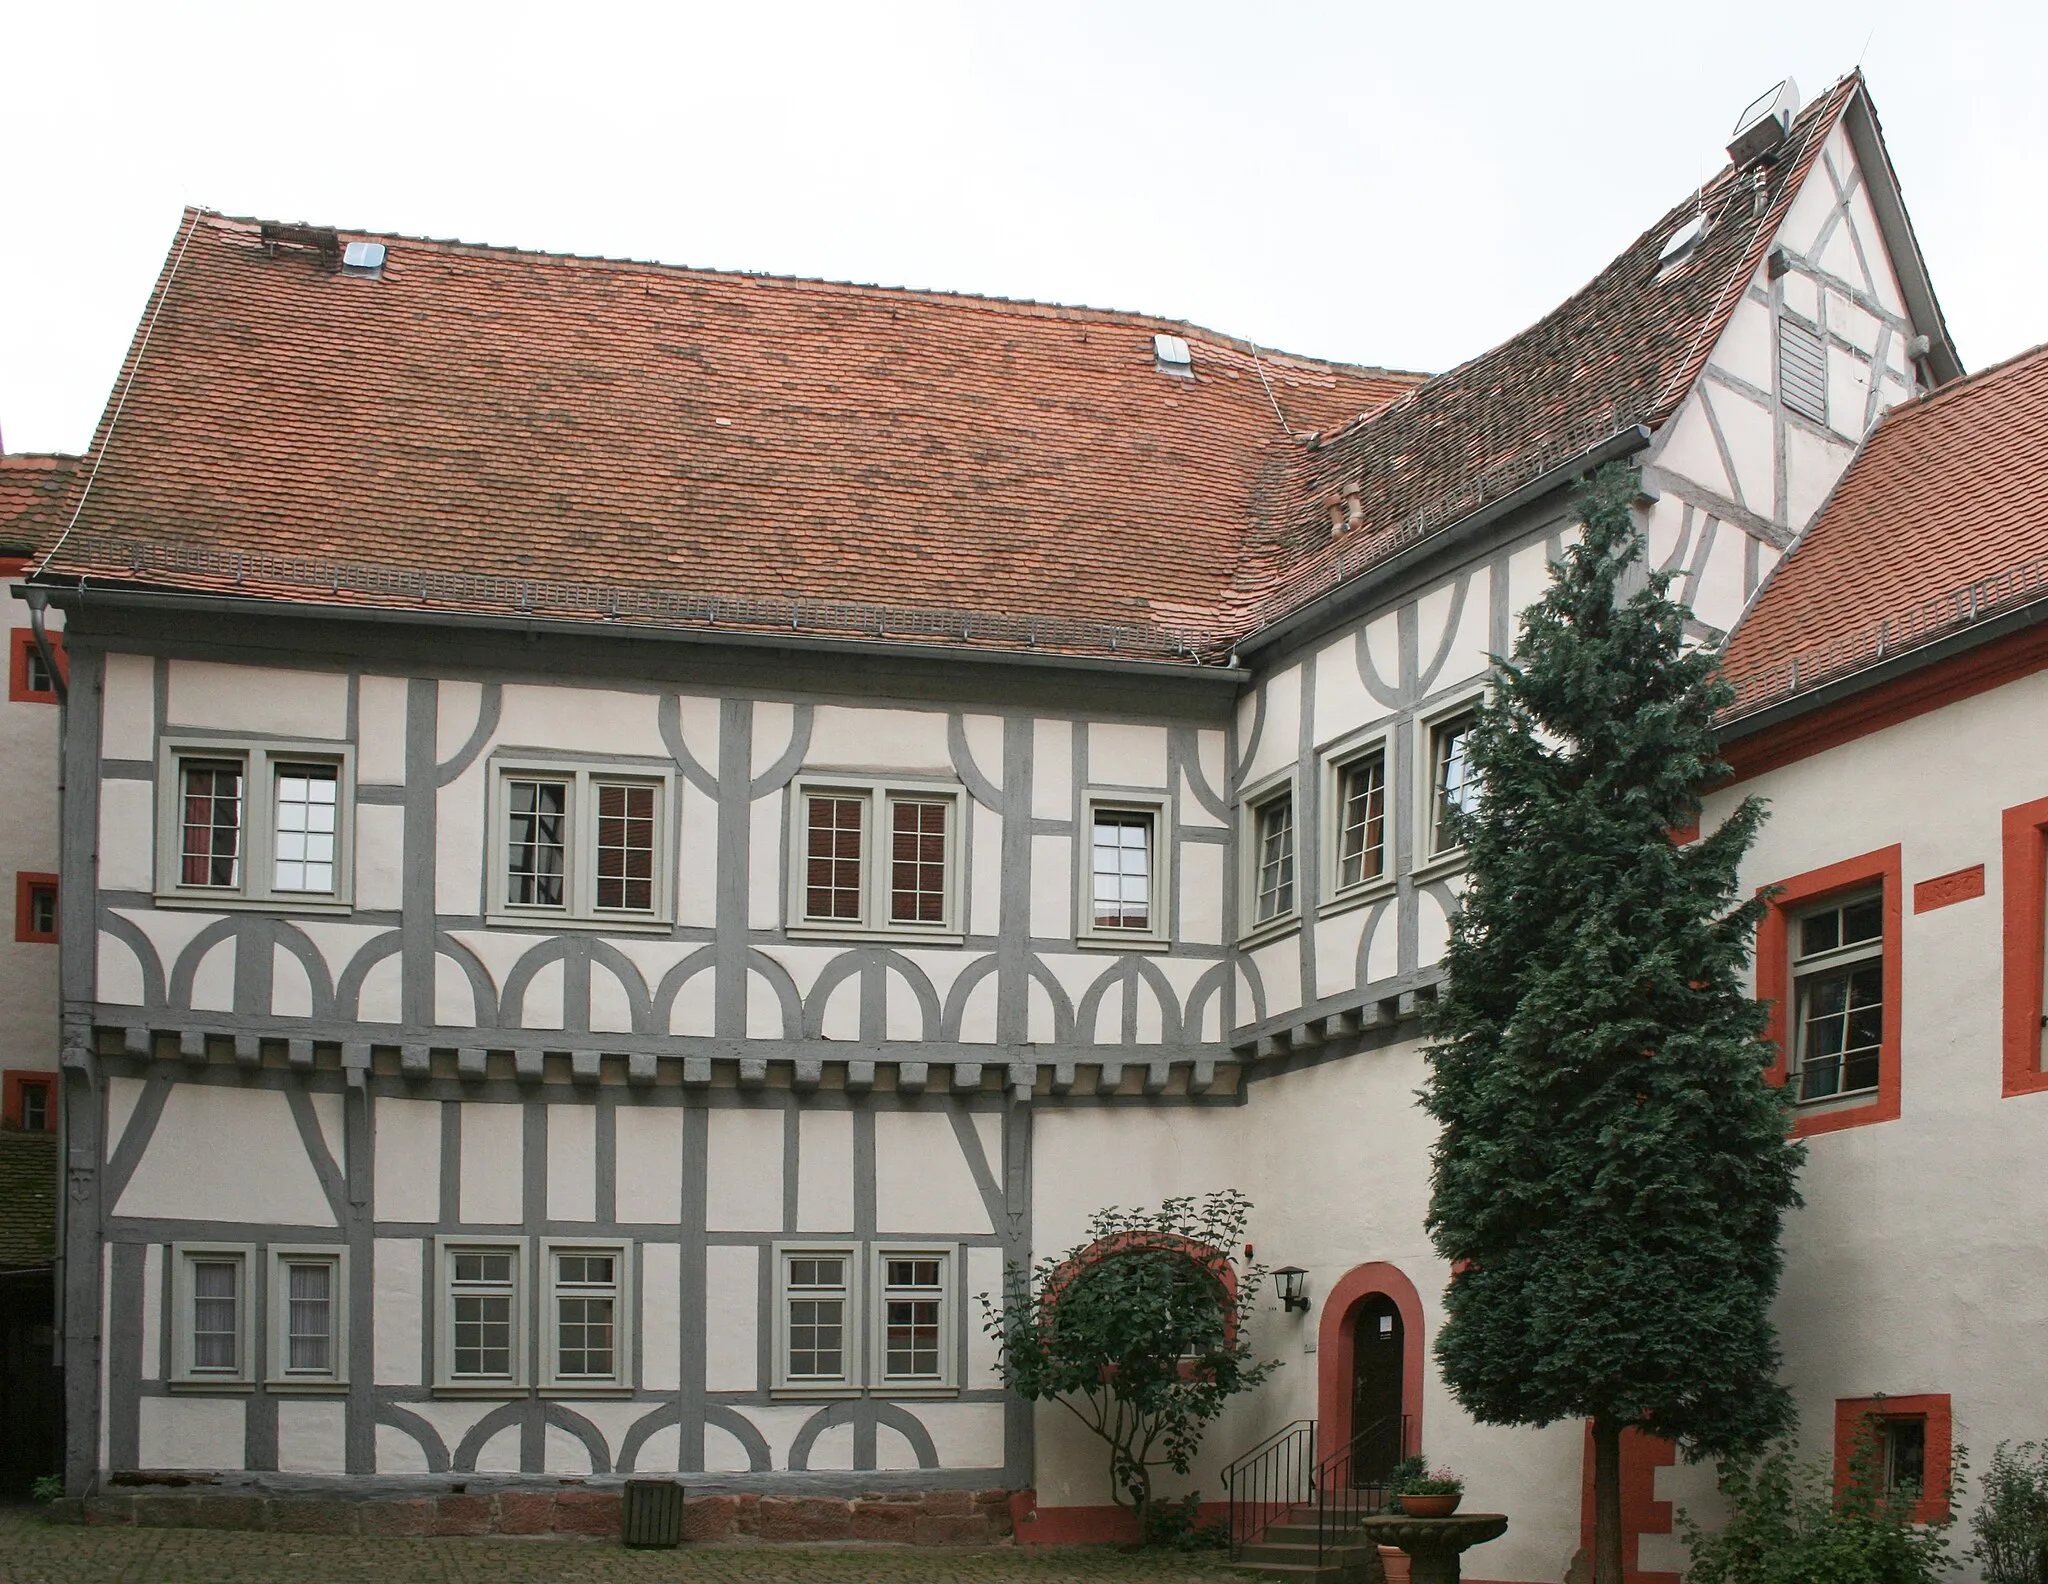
[16,874,58,944]
[1091,809,1153,931]
[882,1255,945,1382]
[890,799,949,923]
[266,1247,347,1386]
[594,783,656,911]
[8,629,62,702]
[552,1250,618,1381]
[18,1079,53,1131]
[24,644,53,696]
[805,796,865,921]
[785,1254,850,1384]
[1883,1417,1928,1495]
[1429,714,1478,857]
[449,1247,518,1382]
[506,777,569,907]
[791,780,960,935]
[28,882,56,936]
[160,744,354,906]
[1792,893,1885,1102]
[181,761,244,888]
[172,1245,253,1384]
[272,765,339,893]
[1334,752,1387,890]
[1252,792,1295,925]
[285,1261,333,1372]
[492,765,670,924]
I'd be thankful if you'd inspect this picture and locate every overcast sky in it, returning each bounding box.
[3,1,2043,456]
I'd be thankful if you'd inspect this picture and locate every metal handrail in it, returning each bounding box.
[1308,1413,1410,1567]
[1224,1419,1315,1559]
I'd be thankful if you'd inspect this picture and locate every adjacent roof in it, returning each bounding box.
[0,1131,56,1270]
[1720,339,2048,715]
[0,454,81,558]
[33,73,1952,664]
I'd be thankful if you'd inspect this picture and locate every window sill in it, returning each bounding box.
[430,1384,528,1399]
[1074,932,1172,952]
[153,893,355,916]
[265,1380,349,1395]
[770,1385,864,1400]
[1237,916,1301,951]
[1318,880,1397,919]
[168,1379,256,1394]
[874,1385,960,1399]
[485,911,674,935]
[539,1384,635,1398]
[1410,850,1470,886]
[784,925,965,947]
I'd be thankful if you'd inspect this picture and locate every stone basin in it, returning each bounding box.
[1354,1513,1510,1584]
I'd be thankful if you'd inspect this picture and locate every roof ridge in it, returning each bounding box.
[1873,337,2048,422]
[192,209,1425,383]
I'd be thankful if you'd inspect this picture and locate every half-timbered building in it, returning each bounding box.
[15,70,2046,1582]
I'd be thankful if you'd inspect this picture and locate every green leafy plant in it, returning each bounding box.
[1678,1425,1962,1584]
[1423,463,1805,1584]
[1386,1454,1429,1493]
[980,1190,1278,1543]
[1143,1490,1230,1551]
[31,1474,63,1502]
[1969,1440,2048,1584]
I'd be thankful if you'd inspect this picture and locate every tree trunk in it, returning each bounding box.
[1591,1416,1624,1584]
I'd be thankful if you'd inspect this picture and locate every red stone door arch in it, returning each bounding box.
[1316,1262,1425,1470]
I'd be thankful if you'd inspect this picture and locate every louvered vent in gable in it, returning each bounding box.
[1779,317,1827,423]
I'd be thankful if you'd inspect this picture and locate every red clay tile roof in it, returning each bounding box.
[0,454,81,557]
[36,74,1921,664]
[1720,339,2048,715]
[1230,75,1865,636]
[36,216,1418,658]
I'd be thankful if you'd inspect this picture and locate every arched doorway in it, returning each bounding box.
[1316,1263,1424,1486]
[1349,1294,1405,1485]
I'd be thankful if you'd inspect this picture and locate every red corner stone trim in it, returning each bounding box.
[1913,865,1986,913]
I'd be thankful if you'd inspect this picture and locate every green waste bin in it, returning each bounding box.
[621,1479,685,1548]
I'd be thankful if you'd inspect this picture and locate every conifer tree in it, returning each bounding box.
[1421,464,1804,1584]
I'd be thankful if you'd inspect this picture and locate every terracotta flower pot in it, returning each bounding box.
[1398,1492,1462,1518]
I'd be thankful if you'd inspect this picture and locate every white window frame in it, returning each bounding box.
[1415,696,1484,876]
[870,1243,959,1395]
[486,756,676,930]
[266,1245,349,1392]
[1320,728,1395,911]
[1077,792,1172,948]
[1789,889,1886,1106]
[785,775,965,942]
[170,1242,256,1390]
[155,739,357,911]
[433,1236,529,1395]
[540,1238,634,1395]
[771,1240,863,1397]
[1239,770,1300,942]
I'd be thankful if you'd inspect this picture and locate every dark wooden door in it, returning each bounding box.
[1349,1294,1404,1486]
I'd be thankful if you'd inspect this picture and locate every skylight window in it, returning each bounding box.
[1656,213,1711,274]
[1153,333,1193,375]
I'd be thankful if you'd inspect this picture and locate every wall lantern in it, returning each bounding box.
[1273,1266,1311,1314]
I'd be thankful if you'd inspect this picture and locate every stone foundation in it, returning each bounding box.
[50,1484,1016,1544]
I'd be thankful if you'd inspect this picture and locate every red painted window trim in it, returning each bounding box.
[1315,1262,1424,1465]
[8,627,65,703]
[2,1069,57,1132]
[2003,796,2048,1098]
[1578,1425,1678,1584]
[1755,845,1903,1137]
[14,872,58,944]
[1834,1394,1952,1524]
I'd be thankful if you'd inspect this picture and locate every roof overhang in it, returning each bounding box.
[1843,87,1965,385]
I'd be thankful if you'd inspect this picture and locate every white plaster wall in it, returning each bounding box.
[806,705,950,771]
[703,1244,759,1391]
[0,575,61,1071]
[614,1104,683,1223]
[138,1398,245,1471]
[115,1085,333,1225]
[1694,666,2048,1567]
[874,1110,990,1235]
[166,661,347,739]
[458,1103,523,1225]
[704,1108,784,1231]
[373,1237,424,1385]
[493,683,665,759]
[374,1097,441,1223]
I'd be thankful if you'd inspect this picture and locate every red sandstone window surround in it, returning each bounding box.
[8,628,64,703]
[14,872,57,943]
[1756,846,1903,1136]
[3,1070,56,1132]
[1834,1394,1953,1523]
[2003,795,2048,1098]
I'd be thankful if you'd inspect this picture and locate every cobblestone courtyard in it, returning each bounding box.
[0,1511,1242,1584]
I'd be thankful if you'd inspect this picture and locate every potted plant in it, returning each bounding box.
[1394,1462,1465,1518]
